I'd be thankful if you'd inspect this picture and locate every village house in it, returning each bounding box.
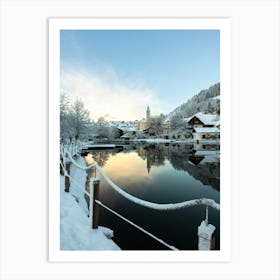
[186,112,220,141]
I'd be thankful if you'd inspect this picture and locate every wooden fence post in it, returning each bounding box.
[90,177,100,229]
[65,162,71,192]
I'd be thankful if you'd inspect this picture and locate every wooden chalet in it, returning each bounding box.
[187,113,220,141]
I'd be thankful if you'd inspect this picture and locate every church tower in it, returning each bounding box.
[146,105,151,120]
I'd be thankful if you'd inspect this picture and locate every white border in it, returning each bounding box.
[49,18,231,262]
[1,1,279,279]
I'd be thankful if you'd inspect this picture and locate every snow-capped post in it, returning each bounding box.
[89,176,100,229]
[197,205,215,250]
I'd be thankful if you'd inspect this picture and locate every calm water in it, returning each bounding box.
[85,143,220,250]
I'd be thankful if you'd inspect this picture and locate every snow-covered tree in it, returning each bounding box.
[109,126,121,139]
[97,116,106,123]
[148,114,165,136]
[60,92,73,142]
[70,97,90,140]
[94,125,110,139]
[169,113,191,138]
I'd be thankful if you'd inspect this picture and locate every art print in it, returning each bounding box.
[49,18,231,262]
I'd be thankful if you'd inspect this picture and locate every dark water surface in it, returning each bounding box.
[85,143,220,250]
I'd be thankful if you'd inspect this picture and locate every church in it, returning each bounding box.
[137,105,151,131]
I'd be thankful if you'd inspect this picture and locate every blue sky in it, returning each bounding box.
[60,30,219,121]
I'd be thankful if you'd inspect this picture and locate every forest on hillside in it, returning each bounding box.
[169,82,220,119]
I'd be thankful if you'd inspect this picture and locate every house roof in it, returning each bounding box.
[193,127,220,133]
[121,133,131,138]
[188,112,220,126]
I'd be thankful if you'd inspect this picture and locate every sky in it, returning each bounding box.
[60,30,220,121]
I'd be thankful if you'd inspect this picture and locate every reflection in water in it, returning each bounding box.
[90,151,110,167]
[138,145,166,173]
[86,144,220,191]
[84,143,220,250]
[169,145,220,191]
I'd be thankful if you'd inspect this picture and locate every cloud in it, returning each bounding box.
[61,67,165,121]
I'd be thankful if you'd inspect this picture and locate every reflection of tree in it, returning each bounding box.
[90,152,110,167]
[146,144,166,166]
[85,144,220,191]
[141,143,220,191]
[137,144,168,173]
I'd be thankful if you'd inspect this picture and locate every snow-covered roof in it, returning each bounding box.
[199,156,220,164]
[211,95,220,100]
[121,133,131,138]
[121,127,138,132]
[193,127,220,133]
[213,120,220,127]
[188,112,220,126]
[163,115,170,124]
[194,150,220,156]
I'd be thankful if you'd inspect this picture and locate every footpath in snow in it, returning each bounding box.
[60,157,120,250]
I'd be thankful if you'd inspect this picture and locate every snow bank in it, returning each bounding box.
[69,157,89,215]
[131,138,194,144]
[60,176,120,251]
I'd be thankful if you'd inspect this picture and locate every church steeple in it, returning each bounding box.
[146,105,151,120]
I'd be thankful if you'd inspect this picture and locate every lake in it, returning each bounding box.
[84,143,220,250]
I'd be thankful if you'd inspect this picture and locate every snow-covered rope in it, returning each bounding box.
[60,162,91,197]
[66,152,220,211]
[97,164,220,211]
[95,200,179,251]
[67,152,97,171]
[61,162,179,250]
[60,141,83,160]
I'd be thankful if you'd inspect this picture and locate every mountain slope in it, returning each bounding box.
[169,83,220,119]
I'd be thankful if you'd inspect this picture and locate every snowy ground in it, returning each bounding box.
[60,169,120,250]
[131,138,194,143]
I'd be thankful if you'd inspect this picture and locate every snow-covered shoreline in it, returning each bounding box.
[131,138,220,144]
[60,172,120,251]
[131,138,193,143]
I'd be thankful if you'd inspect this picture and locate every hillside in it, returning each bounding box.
[169,83,220,119]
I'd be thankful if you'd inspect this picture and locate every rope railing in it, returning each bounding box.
[60,162,91,197]
[65,151,220,212]
[60,144,220,251]
[60,155,179,250]
[60,141,83,160]
[95,200,179,251]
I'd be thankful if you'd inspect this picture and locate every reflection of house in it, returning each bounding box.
[192,127,220,141]
[187,113,220,141]
[168,145,220,191]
